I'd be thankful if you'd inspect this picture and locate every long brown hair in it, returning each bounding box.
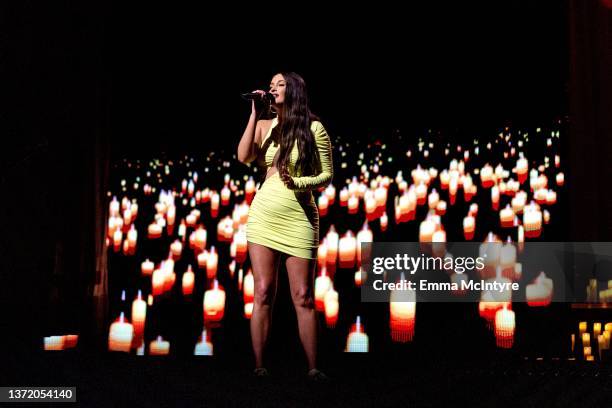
[271,72,321,182]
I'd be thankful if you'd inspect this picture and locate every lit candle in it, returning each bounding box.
[131,290,147,348]
[324,288,339,328]
[338,231,357,269]
[463,215,475,240]
[318,194,329,217]
[593,322,601,337]
[108,312,134,353]
[499,205,515,228]
[203,280,226,323]
[206,246,218,279]
[194,329,213,356]
[152,268,165,296]
[494,306,515,348]
[221,184,231,206]
[582,333,591,347]
[149,335,170,355]
[170,239,183,259]
[315,267,332,312]
[348,195,359,214]
[390,278,416,342]
[148,223,162,239]
[326,226,339,266]
[44,336,65,351]
[345,316,369,352]
[182,265,195,296]
[526,271,553,307]
[243,270,254,305]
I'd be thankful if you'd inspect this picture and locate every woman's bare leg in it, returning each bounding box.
[286,255,318,371]
[248,241,281,369]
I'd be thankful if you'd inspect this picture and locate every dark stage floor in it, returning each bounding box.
[2,346,610,407]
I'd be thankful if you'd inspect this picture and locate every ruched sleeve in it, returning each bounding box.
[291,121,334,191]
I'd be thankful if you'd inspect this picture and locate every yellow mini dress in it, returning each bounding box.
[246,117,334,259]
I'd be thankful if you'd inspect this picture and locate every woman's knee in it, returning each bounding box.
[291,286,314,309]
[254,281,276,307]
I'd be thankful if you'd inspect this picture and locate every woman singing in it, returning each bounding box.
[237,72,333,382]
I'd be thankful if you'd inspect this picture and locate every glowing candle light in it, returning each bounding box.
[480,164,494,188]
[324,288,339,328]
[593,322,602,337]
[234,226,248,264]
[206,246,218,279]
[203,279,226,323]
[221,184,231,206]
[197,250,208,269]
[419,218,435,242]
[500,205,515,228]
[152,268,165,296]
[108,312,134,352]
[582,333,591,347]
[415,182,427,206]
[113,229,122,252]
[390,277,416,342]
[348,195,359,214]
[148,223,162,239]
[356,222,373,265]
[210,191,220,217]
[463,215,476,240]
[131,290,147,348]
[556,172,564,186]
[345,316,369,352]
[339,188,349,206]
[44,336,65,351]
[243,270,254,305]
[380,212,388,231]
[126,225,137,254]
[318,194,329,216]
[245,177,256,204]
[182,265,195,296]
[339,231,357,269]
[523,202,542,238]
[428,188,439,209]
[494,306,515,348]
[318,238,328,268]
[515,157,528,184]
[491,185,500,210]
[436,200,447,216]
[149,335,170,356]
[326,226,339,265]
[194,329,213,356]
[170,240,183,259]
[526,271,553,306]
[315,267,332,311]
[355,267,363,287]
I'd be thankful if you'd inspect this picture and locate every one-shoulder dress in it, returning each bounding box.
[246,117,334,259]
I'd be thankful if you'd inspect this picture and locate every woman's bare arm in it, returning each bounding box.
[237,107,260,164]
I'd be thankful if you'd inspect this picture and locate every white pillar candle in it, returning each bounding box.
[345,316,369,352]
[206,246,218,279]
[494,306,515,348]
[315,267,332,312]
[339,231,357,269]
[149,335,170,356]
[324,289,339,328]
[194,329,214,356]
[203,280,226,323]
[182,265,195,296]
[108,312,134,353]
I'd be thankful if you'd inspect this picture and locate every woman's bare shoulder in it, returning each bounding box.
[255,119,274,146]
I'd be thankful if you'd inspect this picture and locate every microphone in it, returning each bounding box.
[241,92,275,103]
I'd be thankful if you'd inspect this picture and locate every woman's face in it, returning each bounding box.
[269,74,286,106]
